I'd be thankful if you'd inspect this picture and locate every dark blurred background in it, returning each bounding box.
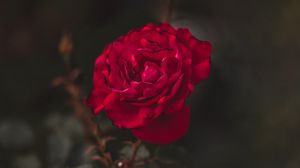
[1,0,300,167]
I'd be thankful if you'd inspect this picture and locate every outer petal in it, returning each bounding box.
[141,23,157,31]
[85,89,107,115]
[177,28,212,65]
[86,67,110,115]
[190,40,211,65]
[131,105,190,144]
[103,93,160,128]
[191,58,210,84]
[176,28,192,44]
[158,22,176,34]
[176,28,211,84]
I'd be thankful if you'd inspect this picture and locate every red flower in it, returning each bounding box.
[85,23,211,144]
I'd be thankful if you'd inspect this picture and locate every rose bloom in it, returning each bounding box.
[85,23,211,144]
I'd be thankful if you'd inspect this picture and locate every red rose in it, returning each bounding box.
[85,23,211,144]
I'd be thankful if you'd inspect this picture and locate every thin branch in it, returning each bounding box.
[160,0,174,22]
[128,139,142,166]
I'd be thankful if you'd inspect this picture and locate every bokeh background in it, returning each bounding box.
[1,0,300,167]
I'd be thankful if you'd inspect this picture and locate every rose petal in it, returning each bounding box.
[162,98,186,116]
[190,40,212,65]
[143,75,167,98]
[132,88,169,106]
[86,69,110,115]
[142,62,161,83]
[191,59,210,84]
[158,74,183,104]
[141,26,171,49]
[104,93,155,128]
[129,81,153,97]
[177,28,212,65]
[112,87,138,99]
[161,56,180,75]
[158,23,176,35]
[85,89,106,115]
[176,28,192,43]
[131,105,190,144]
[141,49,174,62]
[142,23,156,31]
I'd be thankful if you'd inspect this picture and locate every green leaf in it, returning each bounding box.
[119,144,150,161]
[95,113,114,132]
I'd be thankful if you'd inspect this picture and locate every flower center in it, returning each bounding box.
[141,62,161,83]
